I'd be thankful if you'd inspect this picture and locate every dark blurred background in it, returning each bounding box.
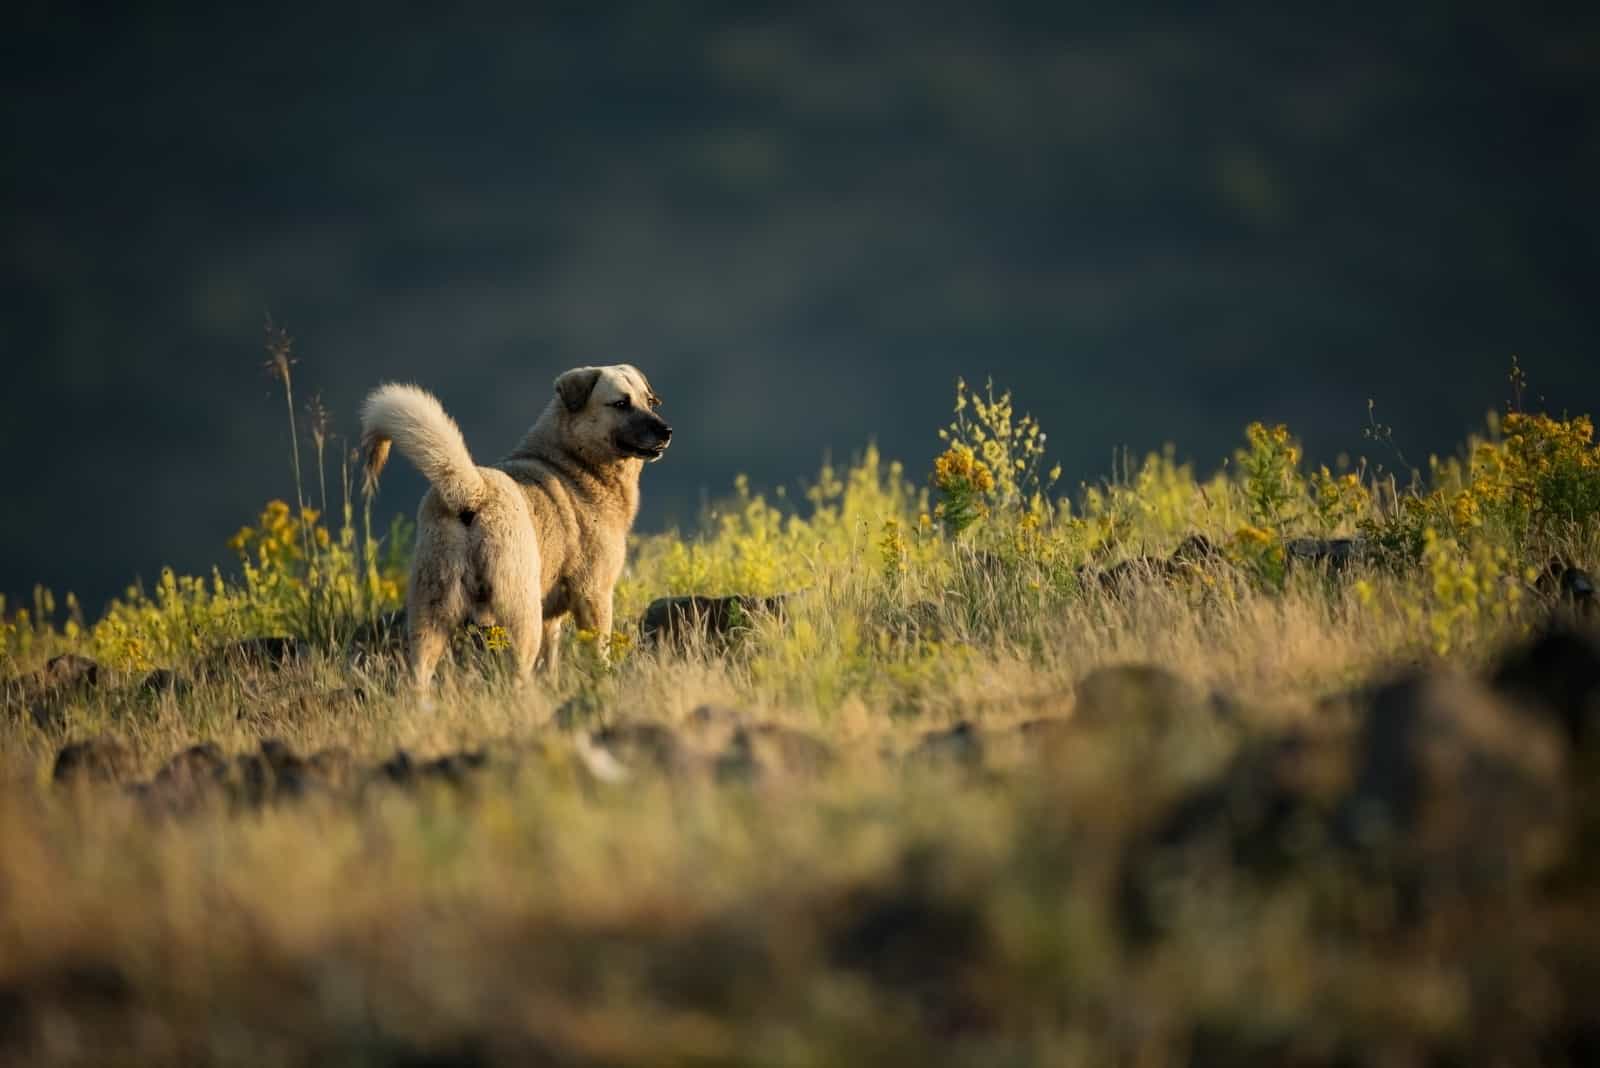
[3,4,1597,613]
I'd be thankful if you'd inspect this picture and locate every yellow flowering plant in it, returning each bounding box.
[1310,464,1372,534]
[1236,422,1305,531]
[932,377,1058,537]
[1472,411,1600,536]
[931,442,994,536]
[1414,527,1524,656]
[1362,406,1600,563]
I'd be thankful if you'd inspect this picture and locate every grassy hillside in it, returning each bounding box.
[3,365,1599,1066]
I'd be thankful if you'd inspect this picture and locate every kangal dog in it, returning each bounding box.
[360,365,671,690]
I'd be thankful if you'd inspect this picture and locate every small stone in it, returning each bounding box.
[377,749,416,785]
[306,747,356,790]
[716,724,835,783]
[552,692,604,731]
[53,737,135,787]
[420,750,488,785]
[138,669,190,697]
[348,611,406,654]
[41,654,101,692]
[1015,716,1073,747]
[907,721,986,769]
[639,594,787,651]
[142,743,229,813]
[204,636,308,676]
[1072,664,1208,737]
[688,703,745,728]
[1536,559,1597,619]
[588,722,688,774]
[1082,555,1169,593]
[1170,534,1222,564]
[1285,537,1369,572]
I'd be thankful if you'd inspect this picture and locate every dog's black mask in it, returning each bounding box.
[615,411,672,461]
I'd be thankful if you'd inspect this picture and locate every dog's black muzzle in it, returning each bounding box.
[618,414,673,460]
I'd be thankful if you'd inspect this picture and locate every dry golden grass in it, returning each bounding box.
[3,373,1599,1065]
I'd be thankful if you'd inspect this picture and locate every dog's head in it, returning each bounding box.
[553,364,672,463]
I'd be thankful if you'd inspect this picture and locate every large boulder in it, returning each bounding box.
[1121,670,1568,943]
[1332,673,1566,871]
[1491,626,1600,754]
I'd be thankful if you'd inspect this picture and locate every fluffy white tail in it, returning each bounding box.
[360,383,486,513]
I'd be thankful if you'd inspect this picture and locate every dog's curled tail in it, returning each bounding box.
[360,383,486,512]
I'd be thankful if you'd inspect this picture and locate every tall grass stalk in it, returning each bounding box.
[264,318,312,563]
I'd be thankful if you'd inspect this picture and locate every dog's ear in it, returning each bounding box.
[554,367,602,413]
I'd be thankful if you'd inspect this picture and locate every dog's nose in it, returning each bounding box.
[657,423,673,442]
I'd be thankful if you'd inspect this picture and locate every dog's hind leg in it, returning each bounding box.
[405,510,467,694]
[409,621,451,693]
[491,575,543,684]
[473,471,543,685]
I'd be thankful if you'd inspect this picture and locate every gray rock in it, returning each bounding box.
[1333,672,1565,871]
[138,668,190,697]
[138,743,230,814]
[716,724,835,783]
[1119,728,1344,942]
[15,654,104,731]
[907,721,986,770]
[588,721,689,774]
[202,636,309,676]
[1284,537,1370,572]
[552,691,605,731]
[53,737,135,787]
[347,610,406,654]
[1170,533,1223,565]
[1081,554,1171,593]
[374,747,489,788]
[1014,716,1073,747]
[639,594,787,651]
[1072,663,1209,737]
[688,703,746,728]
[39,653,101,692]
[1536,559,1597,619]
[306,746,357,790]
[1490,626,1600,754]
[1081,533,1227,594]
[874,600,946,646]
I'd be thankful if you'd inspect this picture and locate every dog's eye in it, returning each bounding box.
[610,398,632,411]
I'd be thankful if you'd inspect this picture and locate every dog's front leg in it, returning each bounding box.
[573,594,615,665]
[538,616,564,684]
